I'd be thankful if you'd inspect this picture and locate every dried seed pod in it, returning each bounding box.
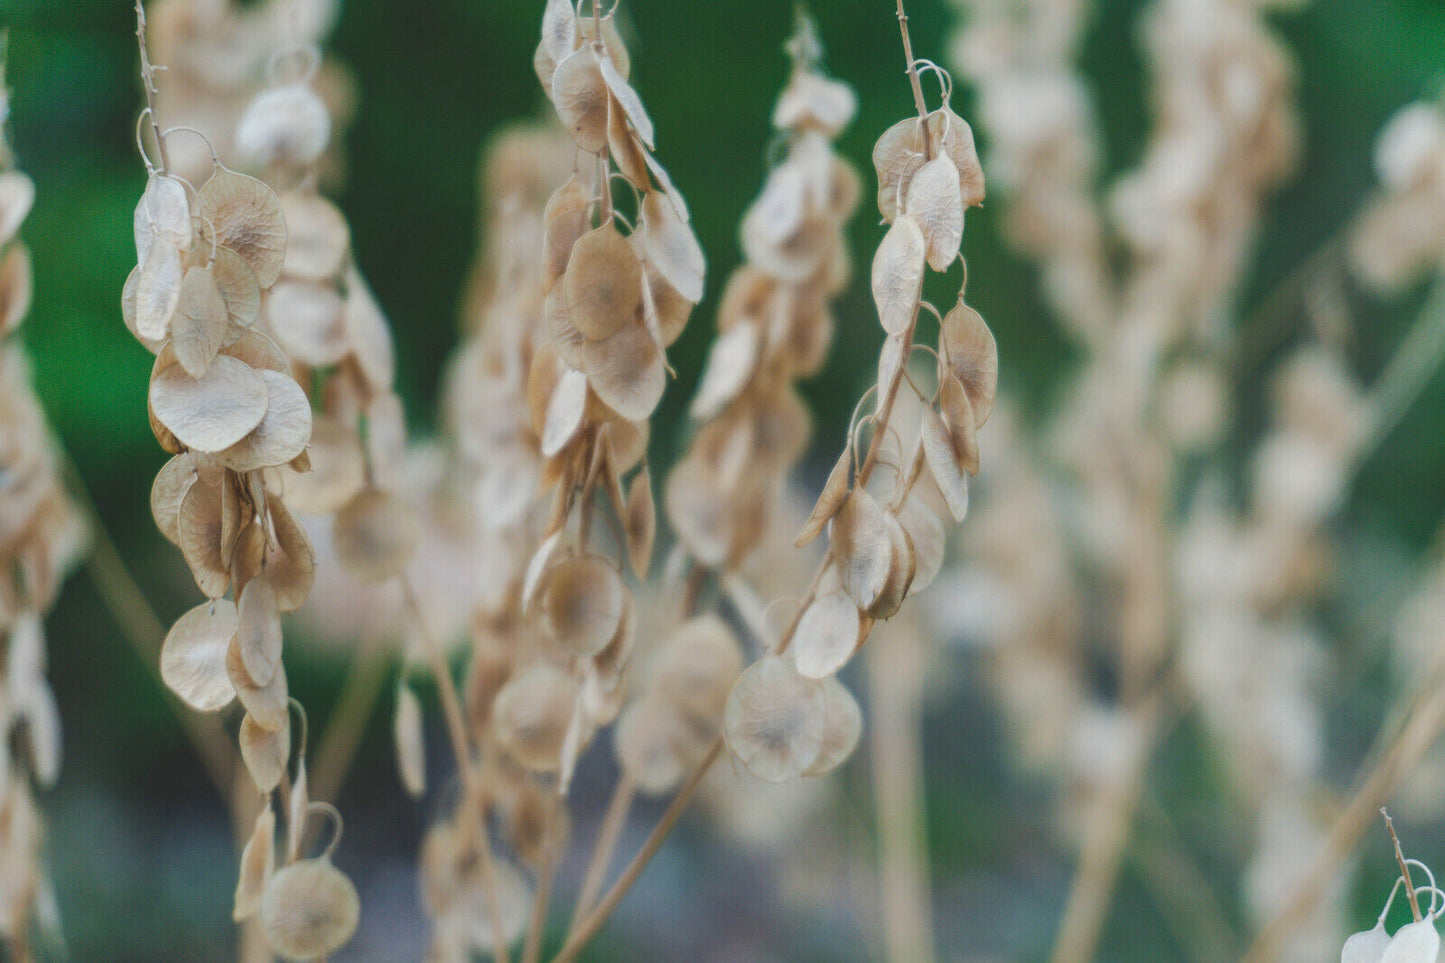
[624,466,656,579]
[394,683,426,798]
[802,676,863,776]
[543,176,592,288]
[160,599,239,712]
[921,405,969,522]
[540,555,626,657]
[237,84,333,171]
[582,319,666,421]
[171,264,230,375]
[280,192,350,282]
[871,214,926,336]
[832,489,892,611]
[1382,920,1440,963]
[134,172,191,264]
[492,661,580,772]
[940,374,981,475]
[222,328,291,374]
[150,453,196,547]
[652,614,744,721]
[344,269,396,392]
[267,279,349,366]
[940,300,997,428]
[795,444,852,548]
[236,576,283,687]
[260,857,360,961]
[897,495,945,595]
[178,479,230,598]
[873,109,984,222]
[211,247,262,333]
[791,588,863,679]
[198,168,288,287]
[227,635,290,733]
[149,354,269,453]
[240,711,289,794]
[541,366,589,456]
[565,223,642,341]
[332,488,420,583]
[614,695,691,795]
[641,191,705,303]
[905,154,963,271]
[264,493,316,612]
[222,368,313,472]
[234,806,276,922]
[539,0,577,68]
[135,239,184,341]
[724,654,827,782]
[552,48,609,153]
[863,511,916,620]
[690,322,759,421]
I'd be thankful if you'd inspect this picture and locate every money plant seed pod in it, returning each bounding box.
[1342,920,1389,963]
[259,856,360,961]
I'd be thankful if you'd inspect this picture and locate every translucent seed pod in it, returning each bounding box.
[259,857,360,961]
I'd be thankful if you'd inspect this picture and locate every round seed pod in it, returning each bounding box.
[802,676,863,776]
[652,614,744,722]
[332,488,419,583]
[724,655,826,782]
[238,83,332,170]
[540,555,626,657]
[614,695,691,795]
[492,662,580,772]
[160,599,239,713]
[259,857,360,961]
[198,168,288,287]
[791,589,863,680]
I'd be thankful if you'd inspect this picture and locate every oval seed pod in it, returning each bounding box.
[260,858,360,961]
[565,223,643,341]
[197,168,288,287]
[135,239,184,342]
[265,493,316,612]
[394,683,426,798]
[160,599,239,712]
[332,488,420,583]
[240,712,290,793]
[227,636,290,732]
[236,576,284,687]
[134,172,191,264]
[150,355,269,453]
[940,300,998,429]
[802,676,863,776]
[541,366,589,457]
[614,696,691,795]
[280,192,350,282]
[871,214,926,336]
[492,662,580,772]
[724,655,827,782]
[543,176,593,289]
[796,444,852,548]
[690,322,760,421]
[171,264,229,378]
[792,589,864,680]
[267,279,349,367]
[940,374,981,475]
[582,320,666,422]
[211,247,262,334]
[905,154,963,272]
[897,495,945,595]
[237,84,332,171]
[832,488,893,611]
[552,47,609,153]
[1341,921,1390,963]
[222,368,313,473]
[539,0,577,67]
[652,614,744,721]
[1381,919,1440,963]
[921,405,969,522]
[150,454,197,548]
[234,806,276,922]
[178,479,230,599]
[600,53,654,148]
[864,512,916,621]
[540,555,626,657]
[642,191,705,303]
[872,116,928,223]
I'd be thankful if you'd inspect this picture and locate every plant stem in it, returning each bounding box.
[1383,808,1422,922]
[522,800,563,963]
[569,770,637,933]
[549,736,724,963]
[134,0,171,173]
[309,626,392,811]
[894,0,932,138]
[1360,275,1445,463]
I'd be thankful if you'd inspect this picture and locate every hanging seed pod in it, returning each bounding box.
[541,367,589,457]
[135,240,184,342]
[1341,921,1389,963]
[802,677,863,776]
[551,48,609,153]
[134,173,191,264]
[227,635,290,732]
[565,223,643,341]
[264,493,317,612]
[940,374,981,475]
[280,192,350,282]
[150,354,270,453]
[905,154,964,272]
[540,555,626,657]
[492,662,580,772]
[234,806,276,922]
[871,214,926,336]
[921,405,969,522]
[236,576,283,687]
[796,445,852,548]
[172,264,229,378]
[791,589,864,680]
[221,368,313,472]
[832,488,893,611]
[331,488,421,583]
[1382,919,1440,963]
[897,495,945,595]
[237,84,333,171]
[582,320,666,421]
[150,454,196,548]
[178,479,229,598]
[641,191,705,303]
[239,712,290,793]
[724,655,827,782]
[940,299,998,428]
[260,857,360,961]
[211,247,262,333]
[267,279,349,366]
[614,695,692,795]
[690,323,760,421]
[160,599,239,712]
[652,614,744,721]
[394,683,426,798]
[197,168,288,287]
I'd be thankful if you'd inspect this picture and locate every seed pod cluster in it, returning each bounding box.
[669,14,860,571]
[0,84,84,945]
[724,61,993,782]
[1350,98,1445,292]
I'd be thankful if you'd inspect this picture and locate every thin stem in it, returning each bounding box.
[1359,275,1445,464]
[1383,808,1422,922]
[134,0,171,173]
[522,801,563,963]
[549,736,725,963]
[569,770,637,932]
[894,0,932,146]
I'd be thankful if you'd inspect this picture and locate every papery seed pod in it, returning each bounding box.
[236,576,283,687]
[552,48,609,153]
[227,636,290,732]
[492,662,580,772]
[614,695,692,795]
[1342,921,1389,963]
[260,857,360,961]
[724,655,827,782]
[197,168,288,287]
[872,214,926,336]
[234,806,275,922]
[149,354,269,453]
[540,555,626,657]
[222,368,313,472]
[240,712,290,793]
[791,588,864,680]
[906,154,964,271]
[652,614,744,721]
[237,84,333,171]
[802,676,863,776]
[832,489,893,611]
[160,599,239,712]
[332,488,420,583]
[1381,919,1440,963]
[940,299,997,428]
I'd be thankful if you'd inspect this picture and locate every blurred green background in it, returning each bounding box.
[4,0,1445,959]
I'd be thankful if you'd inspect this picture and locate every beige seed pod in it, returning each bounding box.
[795,444,852,548]
[724,654,827,783]
[211,247,262,335]
[921,405,969,522]
[135,239,184,342]
[522,530,564,612]
[160,598,239,713]
[222,368,313,473]
[279,414,366,515]
[221,328,292,374]
[237,84,333,171]
[774,71,858,137]
[492,661,580,772]
[641,191,705,303]
[578,13,631,80]
[940,374,980,475]
[172,264,229,377]
[608,99,651,186]
[582,320,666,422]
[599,54,654,149]
[332,488,420,583]
[541,366,589,457]
[539,0,578,68]
[565,223,642,341]
[940,300,997,428]
[614,695,691,795]
[237,576,284,687]
[240,712,290,794]
[198,168,288,288]
[267,279,349,366]
[178,479,230,599]
[394,683,426,798]
[134,172,191,264]
[802,676,863,777]
[871,214,926,336]
[832,488,892,611]
[905,154,963,272]
[791,588,863,679]
[873,109,985,222]
[150,453,197,548]
[260,857,360,961]
[543,176,592,288]
[552,47,609,153]
[540,555,626,657]
[227,635,290,733]
[121,265,166,353]
[863,511,916,621]
[897,495,945,595]
[652,614,744,721]
[234,806,276,922]
[624,466,656,579]
[264,493,316,612]
[644,258,693,347]
[689,322,760,421]
[279,192,350,282]
[592,590,637,691]
[0,242,32,336]
[344,268,397,392]
[150,354,269,453]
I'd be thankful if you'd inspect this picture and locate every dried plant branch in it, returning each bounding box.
[568,769,637,933]
[1383,808,1422,922]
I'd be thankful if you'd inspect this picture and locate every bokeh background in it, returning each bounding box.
[4,0,1445,959]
